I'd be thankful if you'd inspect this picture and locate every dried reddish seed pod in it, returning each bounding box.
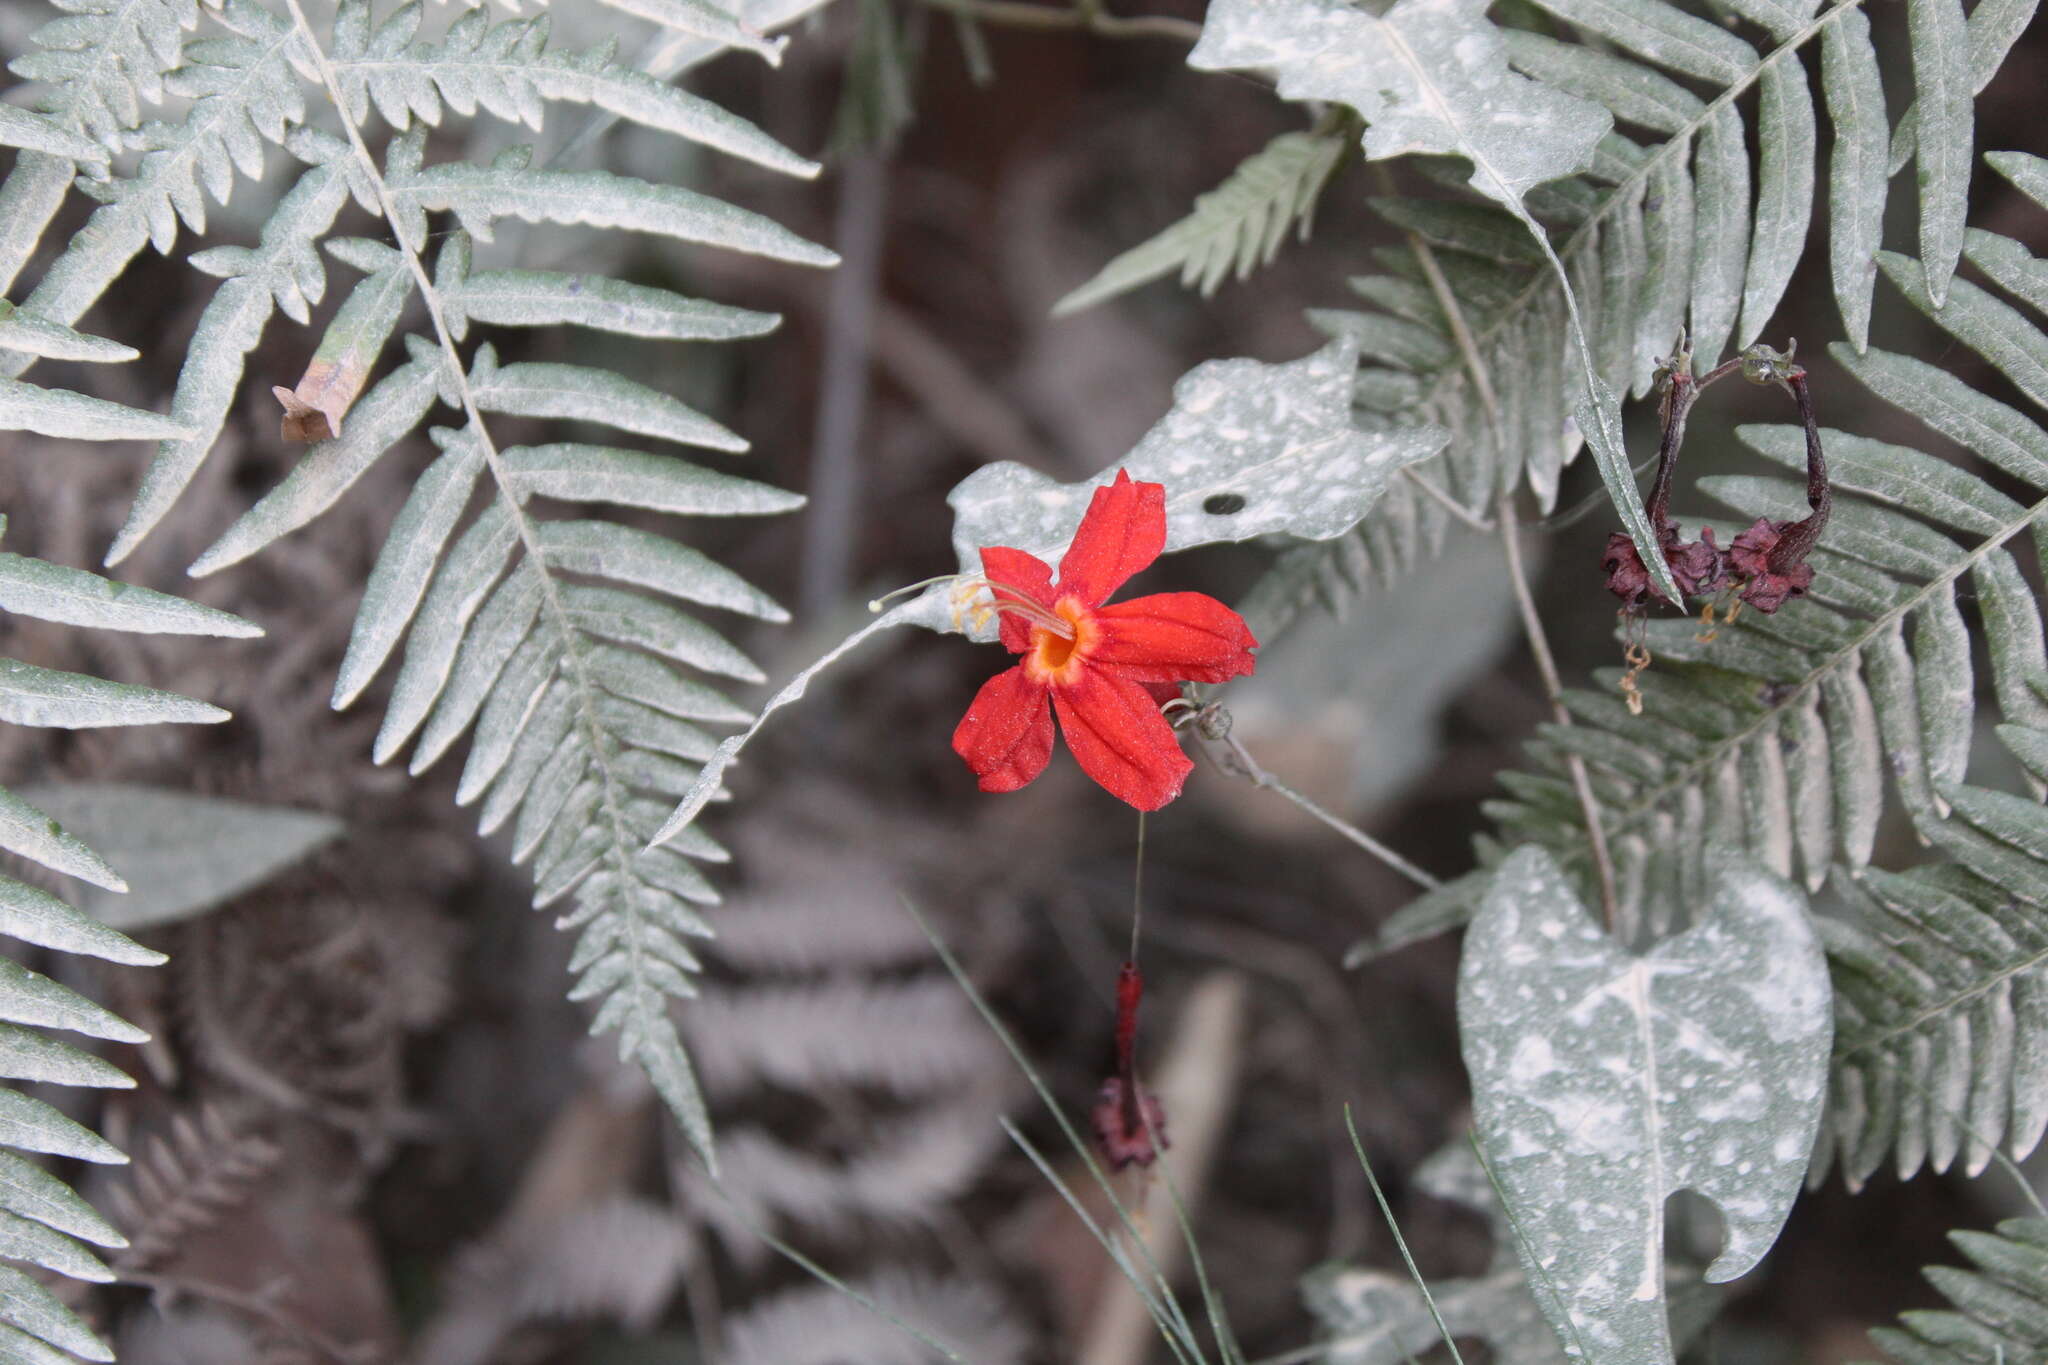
[1599,336,1828,616]
[1728,518,1817,613]
[1603,523,1726,608]
[1094,961,1169,1171]
[1726,363,1830,614]
[1601,532,1655,609]
[1093,1075,1168,1171]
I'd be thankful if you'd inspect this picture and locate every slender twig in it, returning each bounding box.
[1403,233,1500,432]
[803,153,888,620]
[122,1272,374,1364]
[1499,494,1622,933]
[1400,465,1494,533]
[1395,216,1623,934]
[910,0,1204,41]
[1207,729,1442,892]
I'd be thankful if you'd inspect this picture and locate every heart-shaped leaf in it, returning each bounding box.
[1456,846,1831,1363]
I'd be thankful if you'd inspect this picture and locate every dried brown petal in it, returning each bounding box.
[1664,525,1726,599]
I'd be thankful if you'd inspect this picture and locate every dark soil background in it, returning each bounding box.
[0,2,2044,1361]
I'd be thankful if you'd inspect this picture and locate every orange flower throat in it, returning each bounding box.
[1021,600,1095,686]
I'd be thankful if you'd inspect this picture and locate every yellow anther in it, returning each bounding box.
[1695,601,1719,644]
[1619,640,1653,716]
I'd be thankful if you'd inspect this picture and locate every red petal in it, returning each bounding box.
[1091,592,1258,683]
[1053,668,1193,811]
[1057,470,1166,606]
[980,546,1054,653]
[953,666,1055,792]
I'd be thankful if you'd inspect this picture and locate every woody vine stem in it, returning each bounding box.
[1384,189,1625,934]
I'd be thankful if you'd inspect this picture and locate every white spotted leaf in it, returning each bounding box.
[1187,0,1609,205]
[1456,846,1831,1364]
[941,338,1447,598]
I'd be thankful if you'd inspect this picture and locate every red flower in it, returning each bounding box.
[950,470,1258,811]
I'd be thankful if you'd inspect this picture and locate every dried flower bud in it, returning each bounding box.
[1093,1075,1169,1170]
[1604,337,1827,617]
[1728,517,1816,613]
[1666,526,1726,599]
[1739,339,1800,389]
[1602,532,1654,608]
[1093,959,1168,1170]
[1602,523,1726,608]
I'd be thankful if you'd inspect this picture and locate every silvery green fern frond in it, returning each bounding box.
[1053,125,1349,316]
[0,0,197,296]
[0,0,839,1169]
[0,522,255,1362]
[0,304,194,446]
[1819,852,2048,1192]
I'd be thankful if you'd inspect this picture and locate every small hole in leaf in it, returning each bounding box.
[1203,493,1246,515]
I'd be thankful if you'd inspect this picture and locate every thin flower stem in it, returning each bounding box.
[910,0,1204,42]
[1131,809,1147,962]
[1212,732,1442,892]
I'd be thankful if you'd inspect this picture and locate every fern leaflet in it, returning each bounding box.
[1869,1217,2048,1364]
[1053,126,1348,316]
